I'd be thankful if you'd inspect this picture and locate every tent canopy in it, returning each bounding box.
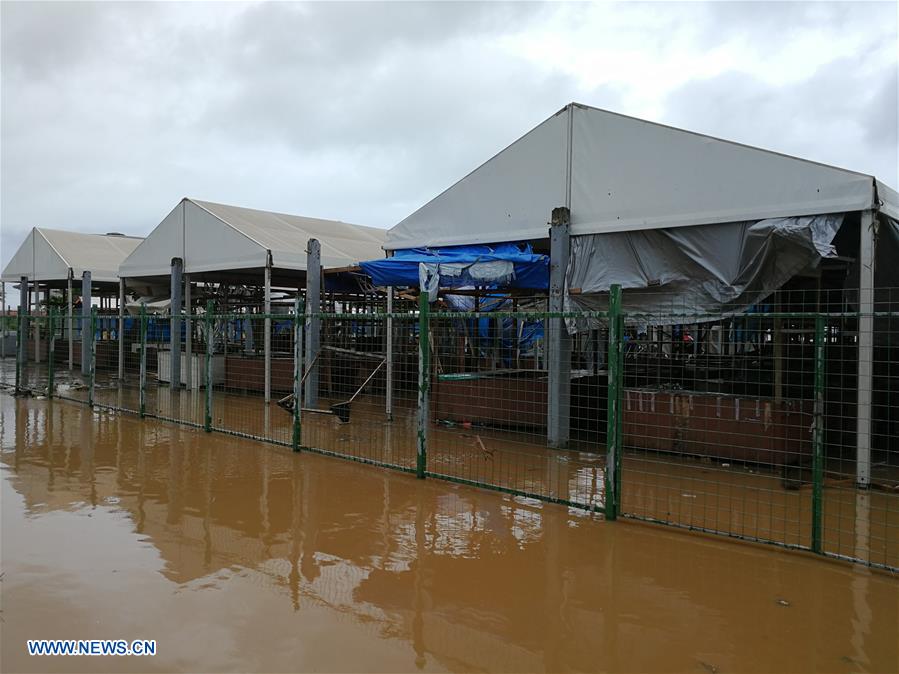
[387,103,895,250]
[1,227,143,284]
[119,198,388,279]
[359,242,549,291]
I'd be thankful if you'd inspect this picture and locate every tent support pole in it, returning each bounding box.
[386,286,394,420]
[34,285,41,364]
[19,277,28,384]
[67,273,73,371]
[856,209,876,487]
[264,258,271,404]
[118,278,125,381]
[548,207,571,448]
[184,274,192,389]
[304,239,321,408]
[170,257,183,388]
[81,271,91,376]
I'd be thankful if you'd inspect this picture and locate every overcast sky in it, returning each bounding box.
[1,0,897,288]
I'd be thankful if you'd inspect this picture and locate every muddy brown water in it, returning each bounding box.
[1,393,898,673]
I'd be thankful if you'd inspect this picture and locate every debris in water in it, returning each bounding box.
[698,660,719,673]
[775,598,791,607]
[681,493,697,498]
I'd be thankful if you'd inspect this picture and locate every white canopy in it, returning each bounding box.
[119,198,387,278]
[1,227,143,284]
[387,103,897,249]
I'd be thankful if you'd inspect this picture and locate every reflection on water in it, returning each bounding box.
[1,394,897,673]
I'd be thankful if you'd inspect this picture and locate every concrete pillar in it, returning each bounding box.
[170,257,183,388]
[386,286,394,419]
[548,207,571,447]
[118,278,125,381]
[304,239,321,408]
[856,210,876,487]
[67,274,73,370]
[184,274,192,389]
[81,271,91,376]
[264,257,272,403]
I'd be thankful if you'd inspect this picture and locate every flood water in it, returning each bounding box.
[1,392,898,673]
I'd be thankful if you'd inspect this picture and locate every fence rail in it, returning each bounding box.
[1,286,897,572]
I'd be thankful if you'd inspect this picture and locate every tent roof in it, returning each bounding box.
[119,198,388,279]
[1,227,143,284]
[387,103,895,250]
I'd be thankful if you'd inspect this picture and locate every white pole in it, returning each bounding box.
[386,286,394,419]
[264,258,271,404]
[856,209,876,487]
[118,278,125,381]
[184,274,192,389]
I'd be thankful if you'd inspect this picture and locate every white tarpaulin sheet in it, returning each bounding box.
[119,198,387,278]
[565,214,844,328]
[387,103,884,250]
[1,227,143,283]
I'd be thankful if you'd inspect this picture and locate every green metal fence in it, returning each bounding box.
[2,288,897,572]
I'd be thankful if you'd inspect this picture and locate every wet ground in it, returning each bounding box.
[2,392,898,673]
[7,359,899,570]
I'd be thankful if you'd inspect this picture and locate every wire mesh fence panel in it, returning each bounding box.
[296,312,418,471]
[209,309,291,445]
[0,311,18,389]
[143,314,205,429]
[816,287,899,570]
[50,312,92,405]
[3,284,896,572]
[426,308,608,511]
[615,289,822,549]
[16,314,52,396]
[611,287,899,570]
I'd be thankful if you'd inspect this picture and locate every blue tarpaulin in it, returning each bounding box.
[359,243,549,290]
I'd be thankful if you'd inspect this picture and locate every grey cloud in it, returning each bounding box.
[662,55,898,185]
[1,0,897,280]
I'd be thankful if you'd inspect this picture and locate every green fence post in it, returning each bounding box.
[48,309,56,398]
[605,284,623,520]
[88,308,97,408]
[139,304,147,418]
[205,301,214,432]
[417,292,430,479]
[811,313,826,554]
[292,296,303,452]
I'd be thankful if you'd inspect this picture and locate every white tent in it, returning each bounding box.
[119,198,387,279]
[2,227,143,284]
[387,102,897,249]
[383,103,897,479]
